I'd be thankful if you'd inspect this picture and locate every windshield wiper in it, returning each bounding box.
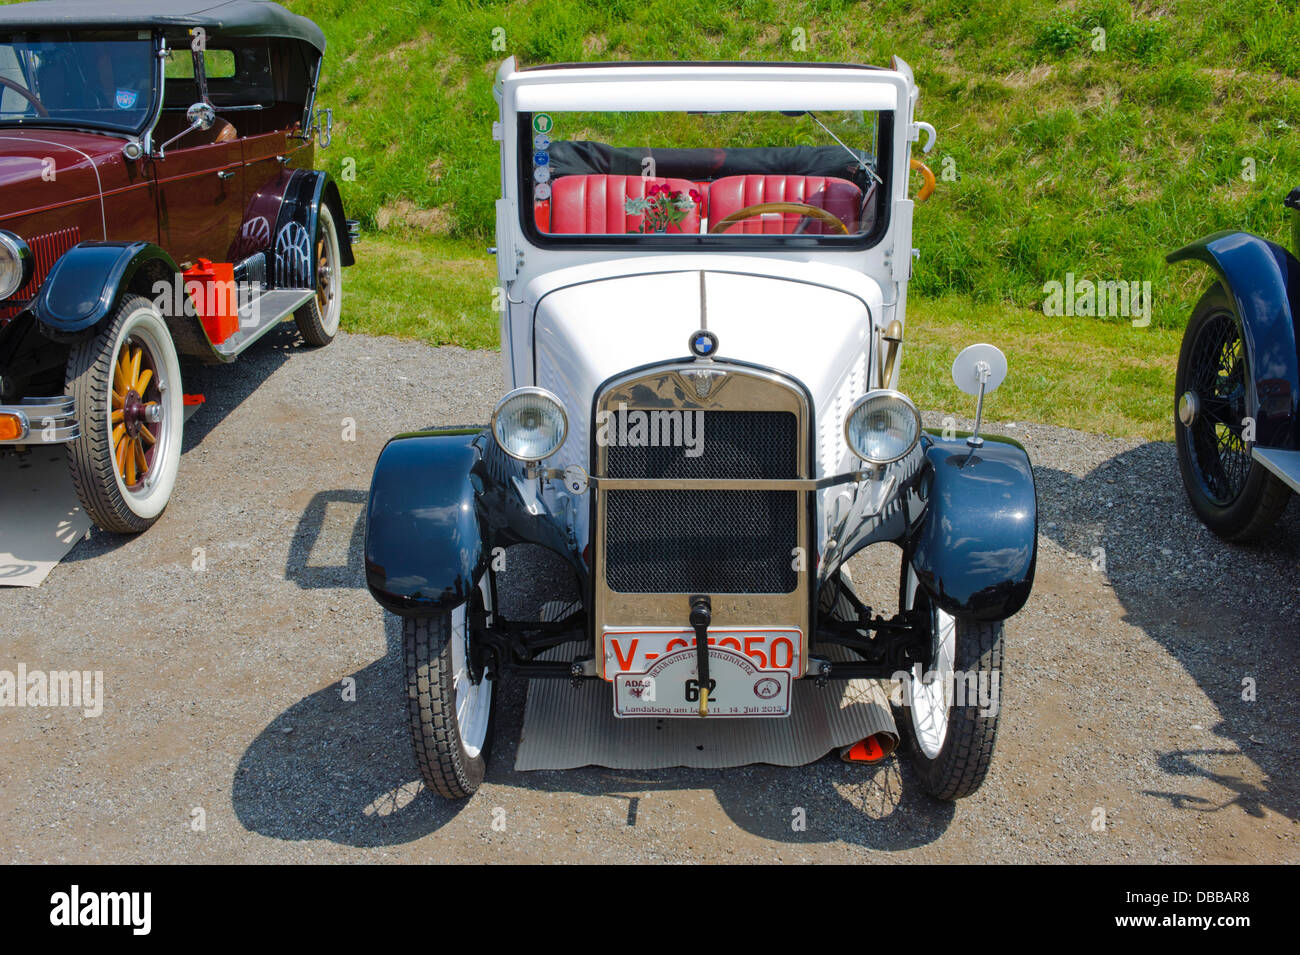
[805,111,881,185]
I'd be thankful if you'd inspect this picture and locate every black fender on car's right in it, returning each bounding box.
[1167,229,1300,452]
[904,432,1038,622]
[364,428,586,616]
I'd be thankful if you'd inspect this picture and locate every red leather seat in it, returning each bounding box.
[707,175,862,234]
[544,175,702,234]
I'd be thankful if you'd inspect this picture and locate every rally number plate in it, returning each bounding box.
[605,628,800,718]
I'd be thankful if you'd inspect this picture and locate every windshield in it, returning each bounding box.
[0,30,156,134]
[523,109,883,242]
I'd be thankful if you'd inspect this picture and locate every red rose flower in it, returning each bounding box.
[646,182,663,197]
[688,188,702,203]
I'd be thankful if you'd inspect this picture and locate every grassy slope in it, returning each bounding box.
[119,1,1300,437]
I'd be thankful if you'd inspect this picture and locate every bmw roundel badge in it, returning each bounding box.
[688,329,718,359]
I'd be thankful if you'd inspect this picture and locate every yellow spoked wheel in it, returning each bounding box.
[111,341,161,489]
[66,294,184,533]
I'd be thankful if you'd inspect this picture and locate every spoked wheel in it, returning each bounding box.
[404,576,496,799]
[293,204,342,346]
[1174,284,1290,540]
[65,294,183,533]
[896,562,1004,801]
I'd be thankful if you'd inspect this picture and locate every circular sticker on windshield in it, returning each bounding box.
[534,150,550,167]
[532,113,553,134]
[533,165,551,183]
[533,132,551,150]
[534,182,552,200]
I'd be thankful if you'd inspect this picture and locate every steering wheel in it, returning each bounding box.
[709,201,849,235]
[0,77,48,118]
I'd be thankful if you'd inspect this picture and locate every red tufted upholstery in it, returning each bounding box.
[545,175,702,234]
[707,175,862,234]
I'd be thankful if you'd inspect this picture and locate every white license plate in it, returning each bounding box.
[605,628,800,718]
[614,646,791,717]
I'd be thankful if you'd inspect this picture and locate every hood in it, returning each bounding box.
[530,264,880,478]
[0,129,115,221]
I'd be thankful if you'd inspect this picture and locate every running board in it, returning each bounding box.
[1253,447,1300,494]
[211,288,315,361]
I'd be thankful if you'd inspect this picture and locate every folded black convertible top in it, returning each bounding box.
[0,0,326,51]
[547,141,875,181]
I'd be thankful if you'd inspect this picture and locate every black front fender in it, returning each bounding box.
[906,433,1038,622]
[1168,230,1300,449]
[31,241,179,338]
[364,429,487,615]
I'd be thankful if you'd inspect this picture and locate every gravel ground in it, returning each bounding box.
[1,327,1297,863]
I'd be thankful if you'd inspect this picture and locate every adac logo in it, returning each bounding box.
[114,89,139,110]
[688,329,718,359]
[753,678,781,700]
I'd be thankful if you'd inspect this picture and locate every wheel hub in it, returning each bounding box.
[122,390,145,438]
[1178,390,1200,426]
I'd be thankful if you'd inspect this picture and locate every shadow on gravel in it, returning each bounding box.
[1035,439,1300,826]
[180,325,302,453]
[232,611,472,847]
[235,544,954,849]
[284,488,366,589]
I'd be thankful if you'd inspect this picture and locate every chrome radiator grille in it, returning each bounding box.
[604,410,799,594]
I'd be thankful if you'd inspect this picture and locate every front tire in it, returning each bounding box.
[1174,284,1290,540]
[896,563,1003,800]
[405,587,495,799]
[65,294,184,533]
[293,204,342,347]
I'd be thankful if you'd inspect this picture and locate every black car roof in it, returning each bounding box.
[0,0,325,52]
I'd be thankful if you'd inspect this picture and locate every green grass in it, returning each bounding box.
[344,234,499,348]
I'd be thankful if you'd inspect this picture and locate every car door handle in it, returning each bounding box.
[216,170,236,180]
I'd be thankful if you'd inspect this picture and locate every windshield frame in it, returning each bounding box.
[517,109,895,252]
[0,28,164,139]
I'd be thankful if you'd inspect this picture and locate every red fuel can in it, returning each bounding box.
[183,258,238,345]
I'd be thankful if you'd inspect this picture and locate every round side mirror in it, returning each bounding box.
[186,102,216,131]
[951,343,1007,397]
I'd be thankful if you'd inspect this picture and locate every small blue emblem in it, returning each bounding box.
[688,329,718,359]
[115,88,139,109]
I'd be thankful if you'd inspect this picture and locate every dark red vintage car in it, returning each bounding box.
[0,0,355,532]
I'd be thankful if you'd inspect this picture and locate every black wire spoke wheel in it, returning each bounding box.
[1174,285,1291,540]
[1184,311,1250,504]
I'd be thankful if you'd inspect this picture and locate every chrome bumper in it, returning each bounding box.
[0,396,79,445]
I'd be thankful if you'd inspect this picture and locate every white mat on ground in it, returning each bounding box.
[0,448,90,587]
[514,605,898,771]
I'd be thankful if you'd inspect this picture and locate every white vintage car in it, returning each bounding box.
[364,59,1038,801]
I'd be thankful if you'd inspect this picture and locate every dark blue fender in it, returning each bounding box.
[31,241,180,336]
[1168,230,1300,450]
[365,429,487,615]
[364,427,586,616]
[907,433,1038,622]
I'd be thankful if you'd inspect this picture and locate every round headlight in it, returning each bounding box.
[844,390,921,464]
[0,232,33,301]
[491,387,568,462]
